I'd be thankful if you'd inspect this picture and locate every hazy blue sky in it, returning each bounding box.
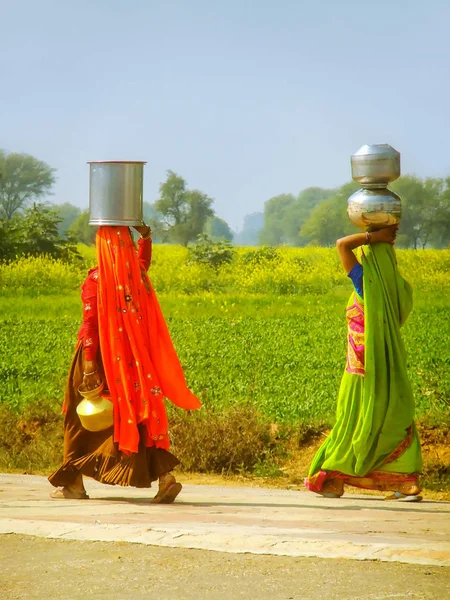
[2,0,450,229]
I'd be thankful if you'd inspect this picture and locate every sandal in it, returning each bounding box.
[385,483,422,502]
[49,487,89,500]
[321,478,344,498]
[385,491,423,502]
[150,474,182,504]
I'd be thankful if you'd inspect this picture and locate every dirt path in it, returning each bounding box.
[1,534,449,600]
[2,474,450,567]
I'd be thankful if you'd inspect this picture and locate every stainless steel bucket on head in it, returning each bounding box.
[88,161,146,226]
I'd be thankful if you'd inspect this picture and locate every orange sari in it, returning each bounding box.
[97,227,201,455]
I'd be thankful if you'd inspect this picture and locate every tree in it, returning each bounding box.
[69,211,97,245]
[296,187,336,245]
[234,212,264,246]
[433,177,450,248]
[143,201,166,243]
[204,216,234,241]
[155,171,214,246]
[391,176,429,249]
[188,234,234,270]
[259,187,336,247]
[300,182,359,246]
[259,194,296,245]
[391,176,450,249]
[0,220,15,261]
[0,150,56,220]
[53,202,81,237]
[0,203,79,261]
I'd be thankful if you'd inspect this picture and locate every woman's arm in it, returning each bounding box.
[336,226,398,274]
[133,223,153,271]
[80,276,101,390]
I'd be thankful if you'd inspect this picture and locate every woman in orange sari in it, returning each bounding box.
[49,224,201,502]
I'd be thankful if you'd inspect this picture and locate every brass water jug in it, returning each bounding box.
[76,382,114,432]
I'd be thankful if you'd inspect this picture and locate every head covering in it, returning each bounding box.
[96,226,201,454]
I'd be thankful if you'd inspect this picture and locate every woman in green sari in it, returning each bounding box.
[305,225,423,502]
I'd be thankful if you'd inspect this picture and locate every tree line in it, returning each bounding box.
[0,152,234,260]
[1,150,449,260]
[258,179,450,249]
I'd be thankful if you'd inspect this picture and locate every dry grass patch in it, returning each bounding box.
[0,403,448,498]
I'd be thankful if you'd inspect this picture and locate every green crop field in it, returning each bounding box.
[1,245,449,426]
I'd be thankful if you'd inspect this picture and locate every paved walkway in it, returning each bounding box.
[1,474,450,567]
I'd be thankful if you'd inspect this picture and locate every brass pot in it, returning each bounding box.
[76,382,114,432]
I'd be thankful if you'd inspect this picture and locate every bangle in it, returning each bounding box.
[365,231,371,245]
[83,369,98,376]
[141,227,152,240]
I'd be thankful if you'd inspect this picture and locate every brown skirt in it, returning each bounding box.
[48,341,179,489]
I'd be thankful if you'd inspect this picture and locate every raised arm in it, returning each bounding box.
[133,224,153,272]
[336,226,398,274]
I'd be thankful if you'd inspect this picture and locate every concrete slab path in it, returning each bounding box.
[1,474,449,567]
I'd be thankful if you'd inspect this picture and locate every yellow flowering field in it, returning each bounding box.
[1,245,449,296]
[0,245,449,426]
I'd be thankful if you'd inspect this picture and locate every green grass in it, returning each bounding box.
[1,290,449,424]
[1,246,449,487]
[1,245,449,424]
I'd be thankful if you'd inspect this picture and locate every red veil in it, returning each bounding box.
[96,227,201,455]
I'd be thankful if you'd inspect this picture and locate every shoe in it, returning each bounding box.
[49,487,89,500]
[385,491,423,502]
[150,474,182,504]
[321,478,344,498]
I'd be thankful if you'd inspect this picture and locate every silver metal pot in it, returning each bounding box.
[88,161,146,226]
[347,187,402,230]
[351,144,400,187]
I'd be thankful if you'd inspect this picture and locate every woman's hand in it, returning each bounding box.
[133,222,152,238]
[336,224,399,274]
[83,360,102,391]
[371,225,399,245]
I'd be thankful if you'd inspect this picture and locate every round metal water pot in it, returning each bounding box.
[347,187,402,231]
[88,161,146,226]
[351,144,400,186]
[76,382,114,432]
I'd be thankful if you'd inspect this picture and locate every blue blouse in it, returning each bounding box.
[347,263,363,298]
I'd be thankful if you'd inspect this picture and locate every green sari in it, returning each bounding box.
[306,243,422,494]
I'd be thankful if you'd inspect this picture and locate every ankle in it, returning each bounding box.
[67,482,85,493]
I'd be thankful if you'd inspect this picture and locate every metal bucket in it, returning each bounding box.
[347,187,402,231]
[88,161,146,226]
[351,144,400,187]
